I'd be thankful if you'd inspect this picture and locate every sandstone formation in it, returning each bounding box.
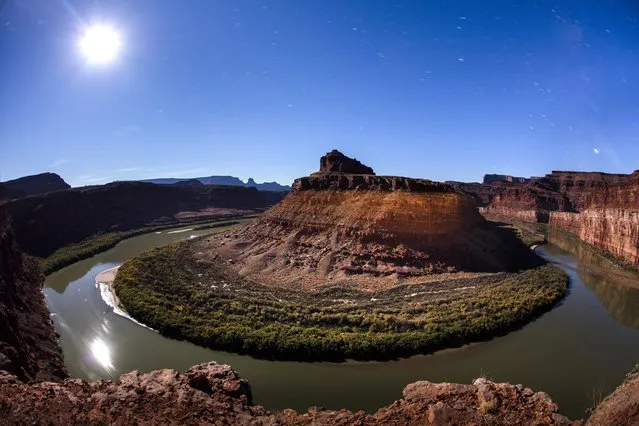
[455,170,639,266]
[1,172,70,200]
[0,202,66,382]
[8,181,284,258]
[0,361,580,425]
[207,150,541,289]
[319,149,375,174]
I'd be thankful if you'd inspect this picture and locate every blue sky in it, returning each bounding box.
[1,0,638,186]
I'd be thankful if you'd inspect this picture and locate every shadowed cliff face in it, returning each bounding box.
[0,204,66,382]
[8,181,284,258]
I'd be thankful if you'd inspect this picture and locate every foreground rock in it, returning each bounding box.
[587,364,639,425]
[0,361,580,425]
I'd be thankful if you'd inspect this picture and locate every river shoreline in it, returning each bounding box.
[95,266,156,331]
[43,226,639,419]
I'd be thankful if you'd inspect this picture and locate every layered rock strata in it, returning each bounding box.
[210,151,540,289]
[456,170,639,266]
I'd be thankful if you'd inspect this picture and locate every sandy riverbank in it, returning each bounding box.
[95,266,156,331]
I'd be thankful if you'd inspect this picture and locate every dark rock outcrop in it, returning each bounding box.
[0,203,66,382]
[0,362,579,425]
[484,174,532,184]
[294,173,454,192]
[2,172,70,199]
[8,181,284,258]
[318,149,375,174]
[173,179,204,187]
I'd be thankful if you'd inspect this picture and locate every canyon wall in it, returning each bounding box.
[460,170,639,266]
[8,181,284,258]
[550,209,639,265]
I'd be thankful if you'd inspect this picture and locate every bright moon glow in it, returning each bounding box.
[90,338,113,369]
[79,25,122,64]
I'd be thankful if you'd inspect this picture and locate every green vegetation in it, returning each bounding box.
[487,220,547,248]
[114,242,568,361]
[513,226,547,247]
[39,218,253,275]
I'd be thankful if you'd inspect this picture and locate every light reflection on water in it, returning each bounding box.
[90,337,114,371]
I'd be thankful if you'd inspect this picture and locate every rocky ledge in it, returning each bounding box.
[587,363,639,425]
[0,361,580,425]
[293,173,454,193]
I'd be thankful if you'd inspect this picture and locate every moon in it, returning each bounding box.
[78,25,122,65]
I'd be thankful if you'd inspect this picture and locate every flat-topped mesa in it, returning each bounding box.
[318,149,375,175]
[201,151,540,288]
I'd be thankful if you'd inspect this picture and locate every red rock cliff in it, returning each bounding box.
[459,170,639,266]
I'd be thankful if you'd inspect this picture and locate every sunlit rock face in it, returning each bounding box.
[200,150,540,290]
[457,170,639,266]
[550,209,639,266]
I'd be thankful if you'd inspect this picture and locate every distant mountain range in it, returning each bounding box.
[140,176,291,192]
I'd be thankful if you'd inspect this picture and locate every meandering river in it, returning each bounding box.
[44,227,639,420]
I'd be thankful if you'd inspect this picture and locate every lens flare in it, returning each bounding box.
[78,25,122,65]
[90,337,113,370]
